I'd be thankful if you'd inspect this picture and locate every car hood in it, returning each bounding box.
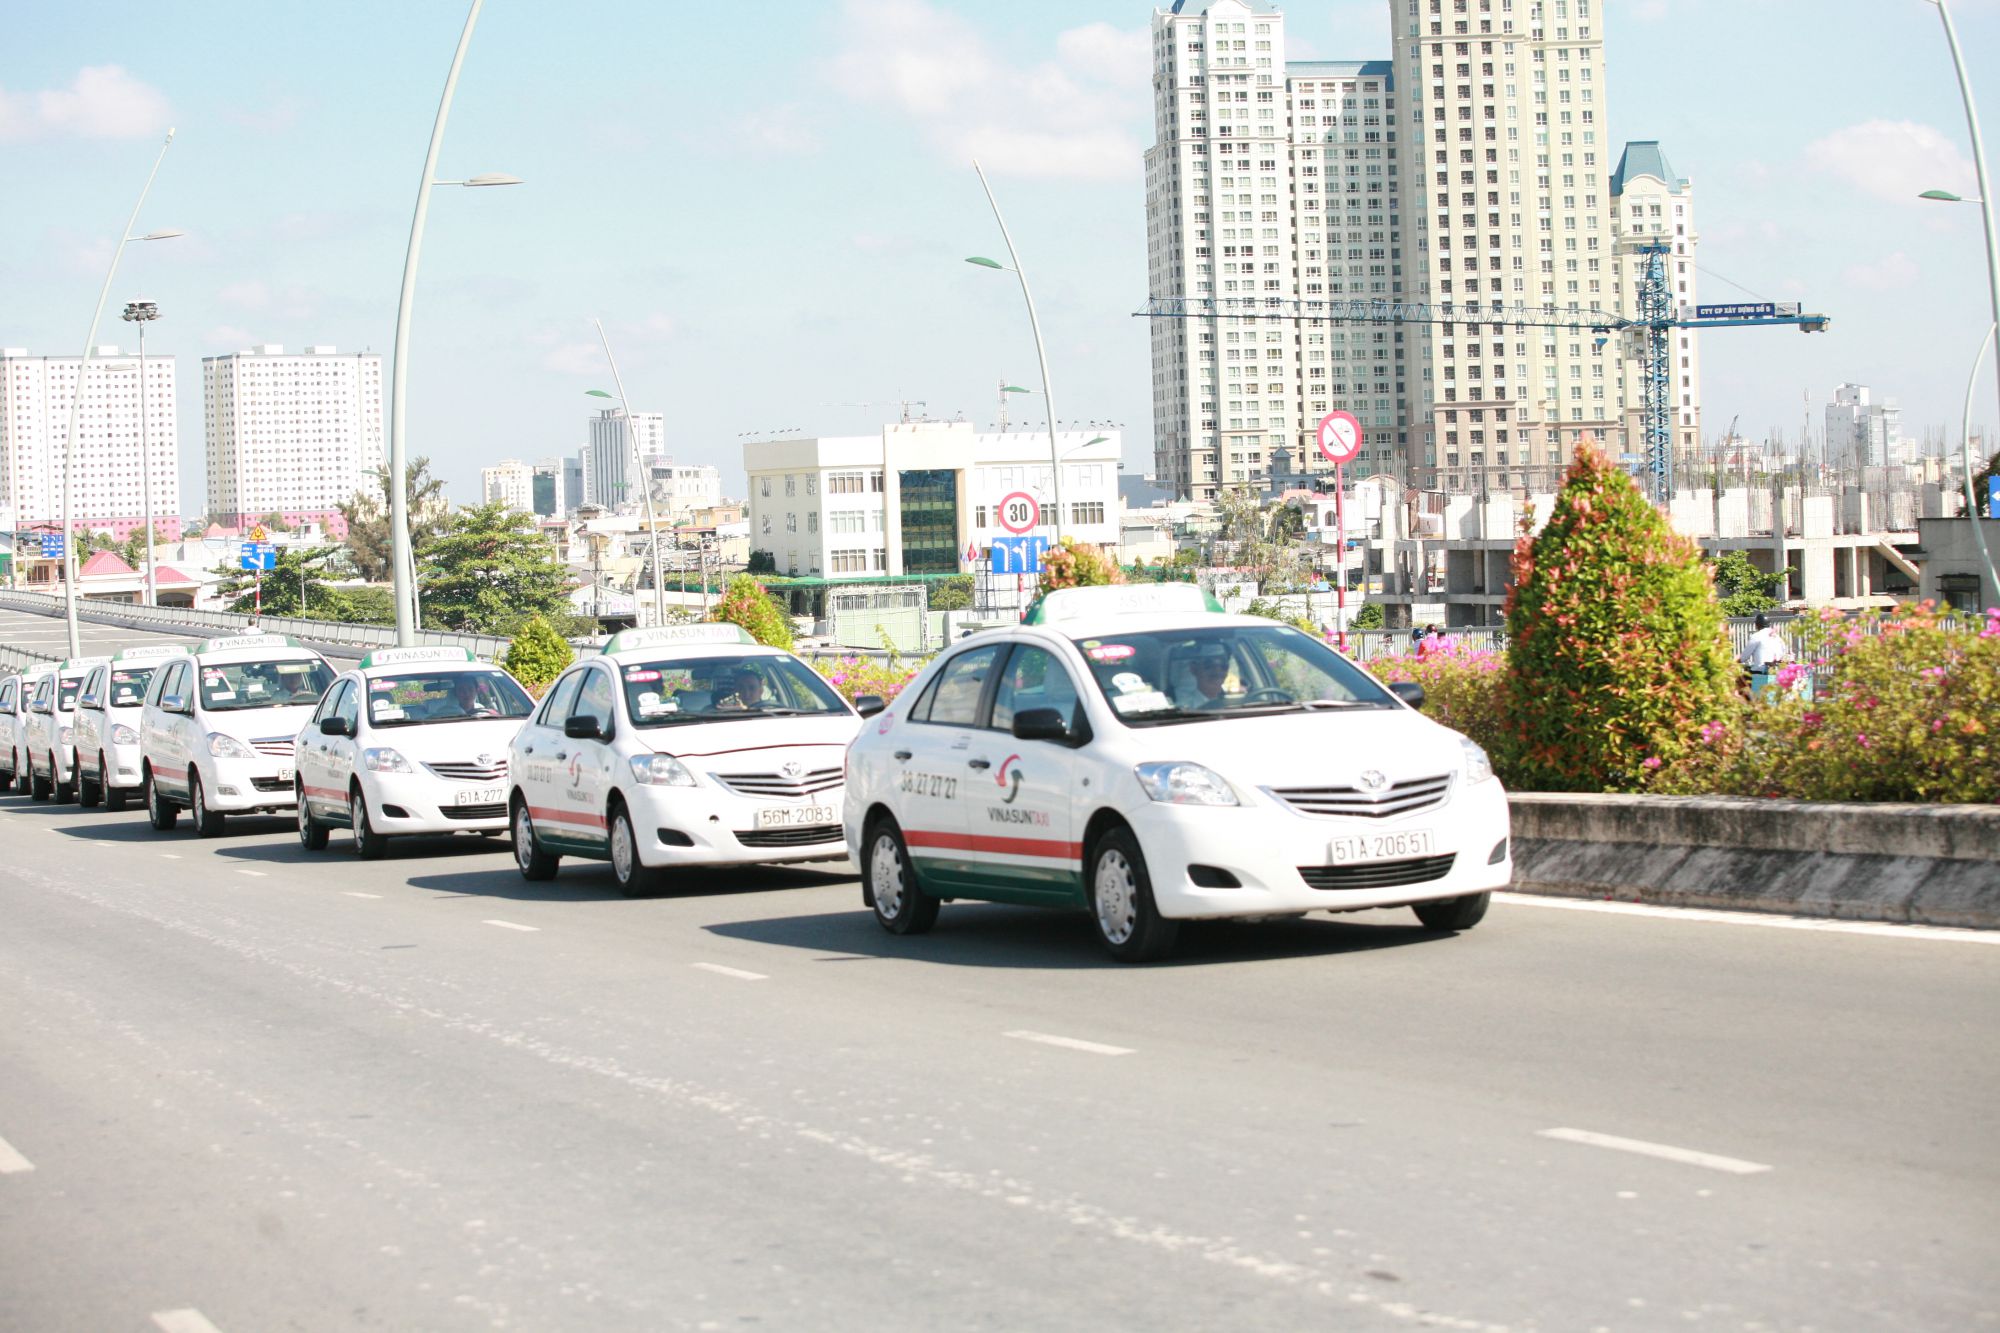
[357,717,528,761]
[211,704,319,741]
[643,713,861,760]
[1113,707,1472,790]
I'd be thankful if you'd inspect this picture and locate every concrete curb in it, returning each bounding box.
[1508,793,2000,930]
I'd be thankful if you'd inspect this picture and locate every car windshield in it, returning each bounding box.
[107,667,156,708]
[618,654,849,727]
[197,657,335,712]
[1074,623,1396,726]
[365,669,534,727]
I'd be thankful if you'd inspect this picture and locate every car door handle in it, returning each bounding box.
[555,751,567,761]
[522,746,534,755]
[893,750,912,761]
[967,758,990,770]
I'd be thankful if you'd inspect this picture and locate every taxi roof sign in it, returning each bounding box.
[114,644,189,662]
[359,646,477,670]
[194,633,302,656]
[602,623,756,654]
[58,655,112,672]
[1023,583,1221,625]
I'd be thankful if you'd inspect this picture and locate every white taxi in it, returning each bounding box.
[75,644,185,811]
[0,668,49,794]
[842,584,1512,962]
[140,633,336,837]
[507,624,863,896]
[296,646,535,858]
[24,656,109,803]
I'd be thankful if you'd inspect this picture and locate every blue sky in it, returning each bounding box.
[5,0,1999,510]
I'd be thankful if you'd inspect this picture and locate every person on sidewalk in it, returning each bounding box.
[1744,613,1790,701]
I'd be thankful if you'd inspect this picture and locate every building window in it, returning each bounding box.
[1069,501,1106,525]
[896,469,959,576]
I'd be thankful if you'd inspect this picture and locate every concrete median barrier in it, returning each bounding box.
[1509,793,2000,929]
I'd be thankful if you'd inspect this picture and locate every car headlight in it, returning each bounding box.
[58,726,75,747]
[630,753,697,786]
[111,723,140,746]
[1134,761,1239,806]
[207,732,255,759]
[363,747,413,774]
[1460,737,1494,785]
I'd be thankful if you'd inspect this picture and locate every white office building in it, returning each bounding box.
[481,458,534,513]
[1826,384,1903,471]
[743,422,1121,578]
[202,344,383,536]
[642,456,723,517]
[583,409,664,508]
[0,346,182,541]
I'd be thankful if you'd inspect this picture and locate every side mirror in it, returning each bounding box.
[319,715,351,737]
[852,694,886,718]
[1011,707,1073,743]
[564,714,605,741]
[1388,681,1426,711]
[162,694,186,714]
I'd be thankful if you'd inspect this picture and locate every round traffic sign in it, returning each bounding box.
[1316,411,1363,465]
[997,491,1040,535]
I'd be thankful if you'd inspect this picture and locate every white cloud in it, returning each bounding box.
[0,66,171,141]
[1804,120,1975,205]
[534,314,674,376]
[218,280,271,310]
[1842,251,1920,292]
[204,325,255,348]
[735,102,819,155]
[829,0,1146,180]
[1632,0,1671,19]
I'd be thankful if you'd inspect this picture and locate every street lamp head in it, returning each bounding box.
[1001,384,1031,393]
[1084,435,1109,447]
[965,256,1007,270]
[462,173,522,187]
[1920,188,1978,203]
[132,229,185,242]
[121,301,161,322]
[584,389,616,399]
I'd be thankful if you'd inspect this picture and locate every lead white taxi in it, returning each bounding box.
[296,646,535,858]
[75,644,185,810]
[0,668,49,794]
[843,584,1513,962]
[507,624,863,896]
[25,656,109,802]
[140,633,336,837]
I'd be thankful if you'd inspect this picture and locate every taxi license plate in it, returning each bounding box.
[455,787,504,806]
[1328,828,1434,864]
[276,766,294,783]
[756,804,837,830]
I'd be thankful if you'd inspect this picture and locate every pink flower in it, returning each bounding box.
[1641,756,1662,770]
[1700,721,1728,745]
[1856,733,1870,749]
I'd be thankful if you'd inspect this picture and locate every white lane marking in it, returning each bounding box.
[342,891,382,900]
[1003,1030,1135,1057]
[691,962,767,981]
[94,842,117,848]
[0,1133,35,1174]
[160,853,182,860]
[152,1311,225,1333]
[234,869,266,878]
[1537,1127,1772,1176]
[482,919,539,932]
[1495,892,2000,944]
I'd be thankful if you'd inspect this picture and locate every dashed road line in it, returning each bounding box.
[1495,892,2000,943]
[152,1310,225,1333]
[0,1133,34,1174]
[1003,1030,1135,1056]
[160,853,182,860]
[342,891,382,899]
[1537,1127,1772,1175]
[692,962,767,981]
[234,869,266,878]
[482,919,539,932]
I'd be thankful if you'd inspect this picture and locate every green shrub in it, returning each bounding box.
[1351,601,1385,631]
[1038,538,1124,594]
[1367,639,1512,765]
[1502,443,1737,791]
[710,574,793,649]
[504,614,574,689]
[928,574,974,611]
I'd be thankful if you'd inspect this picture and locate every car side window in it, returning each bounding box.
[157,663,183,708]
[335,681,361,730]
[569,667,616,737]
[919,645,1002,728]
[312,681,342,723]
[79,668,102,710]
[539,670,583,726]
[0,681,15,712]
[990,645,1082,735]
[31,677,52,713]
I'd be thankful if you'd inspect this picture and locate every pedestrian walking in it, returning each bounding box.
[1743,613,1789,701]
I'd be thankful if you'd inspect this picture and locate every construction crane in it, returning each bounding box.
[1138,246,1828,503]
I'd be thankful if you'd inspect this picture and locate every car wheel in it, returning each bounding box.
[351,787,388,860]
[78,762,101,808]
[609,805,660,899]
[103,757,129,812]
[146,771,179,832]
[511,798,559,881]
[30,761,51,802]
[54,771,75,803]
[189,771,225,838]
[1412,892,1490,933]
[297,785,328,851]
[864,817,938,935]
[1088,826,1178,963]
[12,752,27,794]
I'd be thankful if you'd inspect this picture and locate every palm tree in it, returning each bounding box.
[339,456,449,581]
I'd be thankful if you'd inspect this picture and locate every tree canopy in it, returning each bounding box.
[339,456,450,582]
[418,502,577,635]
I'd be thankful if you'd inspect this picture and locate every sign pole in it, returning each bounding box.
[1314,410,1365,654]
[1334,466,1347,653]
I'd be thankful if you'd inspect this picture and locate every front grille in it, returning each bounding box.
[250,736,296,759]
[734,823,844,848]
[250,776,292,793]
[441,802,507,821]
[714,766,844,800]
[1267,773,1452,820]
[1297,853,1457,891]
[425,760,509,783]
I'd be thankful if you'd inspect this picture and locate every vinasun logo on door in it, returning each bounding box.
[987,755,1049,826]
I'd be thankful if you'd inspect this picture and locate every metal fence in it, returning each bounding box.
[0,590,516,661]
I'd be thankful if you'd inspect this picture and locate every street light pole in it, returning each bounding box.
[969,161,1065,543]
[588,322,667,628]
[122,300,161,606]
[60,130,178,657]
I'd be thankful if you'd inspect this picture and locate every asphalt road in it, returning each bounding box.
[1,783,1996,1333]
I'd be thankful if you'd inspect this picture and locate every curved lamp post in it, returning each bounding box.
[585,331,668,629]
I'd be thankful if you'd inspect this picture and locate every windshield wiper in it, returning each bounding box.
[1120,707,1228,726]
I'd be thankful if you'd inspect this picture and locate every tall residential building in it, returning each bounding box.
[203,344,383,535]
[481,458,534,513]
[1826,384,1902,471]
[641,456,723,517]
[1610,141,1701,473]
[0,346,182,540]
[583,409,664,508]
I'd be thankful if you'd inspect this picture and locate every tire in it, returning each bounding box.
[104,773,129,814]
[146,771,179,832]
[864,817,938,935]
[1412,892,1490,933]
[351,787,388,860]
[297,786,328,851]
[11,752,26,794]
[78,761,101,809]
[1088,826,1178,963]
[189,770,225,838]
[511,798,559,881]
[608,805,660,898]
[55,771,75,803]
[30,761,51,802]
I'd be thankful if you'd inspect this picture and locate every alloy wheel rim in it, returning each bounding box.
[870,834,904,918]
[355,799,369,843]
[1095,850,1137,945]
[514,808,534,870]
[612,814,634,882]
[193,780,206,825]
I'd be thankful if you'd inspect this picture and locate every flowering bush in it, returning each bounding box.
[811,654,927,705]
[709,574,793,649]
[1037,538,1125,594]
[1367,637,1511,761]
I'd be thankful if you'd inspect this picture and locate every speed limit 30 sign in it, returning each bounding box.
[997,491,1040,535]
